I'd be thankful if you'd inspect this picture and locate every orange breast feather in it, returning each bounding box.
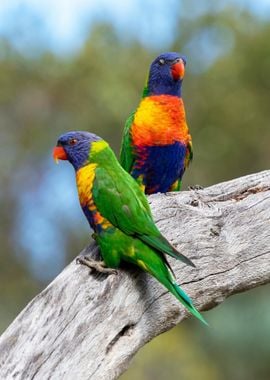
[132,95,190,146]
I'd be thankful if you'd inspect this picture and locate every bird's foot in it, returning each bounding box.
[188,184,204,190]
[76,256,118,275]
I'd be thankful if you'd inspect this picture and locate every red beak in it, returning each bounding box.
[53,146,68,163]
[171,59,185,80]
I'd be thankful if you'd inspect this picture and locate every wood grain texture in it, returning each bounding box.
[1,170,270,380]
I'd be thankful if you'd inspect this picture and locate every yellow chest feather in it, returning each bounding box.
[76,164,97,208]
[76,164,112,230]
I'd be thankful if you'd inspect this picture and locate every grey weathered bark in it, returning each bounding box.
[1,170,270,380]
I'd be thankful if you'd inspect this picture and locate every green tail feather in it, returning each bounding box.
[140,234,195,268]
[171,281,208,326]
[139,247,206,325]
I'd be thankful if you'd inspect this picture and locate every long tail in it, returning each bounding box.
[146,260,208,325]
[134,243,207,325]
[169,280,208,326]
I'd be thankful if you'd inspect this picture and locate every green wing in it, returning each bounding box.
[184,139,193,169]
[119,111,135,173]
[93,166,194,267]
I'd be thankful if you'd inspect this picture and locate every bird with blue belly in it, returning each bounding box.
[120,52,193,194]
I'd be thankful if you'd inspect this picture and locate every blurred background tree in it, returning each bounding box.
[0,1,270,379]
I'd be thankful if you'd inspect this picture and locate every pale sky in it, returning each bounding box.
[0,0,180,53]
[0,0,269,54]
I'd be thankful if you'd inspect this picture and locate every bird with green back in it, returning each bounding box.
[53,131,207,325]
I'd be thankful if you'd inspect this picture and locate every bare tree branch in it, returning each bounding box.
[1,170,270,380]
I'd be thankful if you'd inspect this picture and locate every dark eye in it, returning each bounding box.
[68,138,78,146]
[180,57,186,66]
[159,58,165,65]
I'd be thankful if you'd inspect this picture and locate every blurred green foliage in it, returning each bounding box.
[0,8,270,380]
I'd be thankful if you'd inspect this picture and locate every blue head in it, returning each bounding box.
[53,131,102,170]
[145,52,186,97]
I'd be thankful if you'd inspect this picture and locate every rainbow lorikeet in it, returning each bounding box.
[53,131,206,325]
[120,52,192,194]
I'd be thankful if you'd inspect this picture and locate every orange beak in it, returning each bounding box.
[171,59,185,80]
[53,146,68,164]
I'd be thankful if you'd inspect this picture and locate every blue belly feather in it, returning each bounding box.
[132,142,187,194]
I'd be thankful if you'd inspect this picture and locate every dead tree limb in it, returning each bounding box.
[1,170,270,380]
